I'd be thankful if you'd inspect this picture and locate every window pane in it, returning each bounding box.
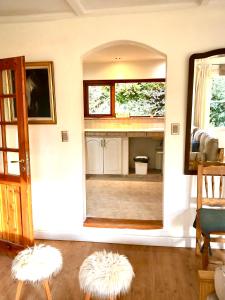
[0,152,4,174]
[0,127,2,147]
[88,85,111,115]
[210,76,225,127]
[3,98,17,122]
[115,82,165,117]
[2,69,15,95]
[7,152,20,175]
[6,125,18,149]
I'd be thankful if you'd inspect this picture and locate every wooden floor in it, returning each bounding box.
[0,240,202,300]
[84,218,163,229]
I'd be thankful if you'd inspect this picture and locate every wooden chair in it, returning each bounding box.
[196,163,225,269]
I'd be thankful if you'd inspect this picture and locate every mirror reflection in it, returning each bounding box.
[185,49,225,174]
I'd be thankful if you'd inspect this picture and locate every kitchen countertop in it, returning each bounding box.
[84,128,164,138]
[84,128,164,132]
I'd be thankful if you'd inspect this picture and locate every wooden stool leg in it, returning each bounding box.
[84,293,91,300]
[42,280,52,300]
[15,281,24,300]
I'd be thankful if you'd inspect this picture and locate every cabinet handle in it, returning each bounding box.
[101,139,106,147]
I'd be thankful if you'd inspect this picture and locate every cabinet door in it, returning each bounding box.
[104,138,122,174]
[86,137,103,174]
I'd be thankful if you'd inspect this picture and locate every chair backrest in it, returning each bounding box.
[197,163,225,210]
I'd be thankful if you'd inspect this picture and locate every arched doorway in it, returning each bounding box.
[82,41,166,229]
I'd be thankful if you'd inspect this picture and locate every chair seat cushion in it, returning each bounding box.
[192,141,200,152]
[199,208,225,234]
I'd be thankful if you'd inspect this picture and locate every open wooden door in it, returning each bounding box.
[0,56,33,254]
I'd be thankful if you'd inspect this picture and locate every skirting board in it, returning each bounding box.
[35,229,197,248]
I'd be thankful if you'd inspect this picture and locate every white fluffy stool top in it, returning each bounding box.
[11,244,63,283]
[214,265,225,300]
[79,250,134,298]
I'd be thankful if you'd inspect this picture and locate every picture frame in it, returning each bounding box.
[25,61,57,124]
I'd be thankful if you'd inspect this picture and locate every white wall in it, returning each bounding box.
[0,6,224,247]
[83,59,166,80]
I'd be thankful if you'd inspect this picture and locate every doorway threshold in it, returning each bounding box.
[84,217,163,230]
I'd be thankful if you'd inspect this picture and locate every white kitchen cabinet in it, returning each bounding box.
[86,137,103,174]
[86,137,122,174]
[103,138,122,174]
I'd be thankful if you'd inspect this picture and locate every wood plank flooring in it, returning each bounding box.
[0,240,202,300]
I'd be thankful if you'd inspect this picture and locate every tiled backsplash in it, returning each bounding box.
[84,117,164,130]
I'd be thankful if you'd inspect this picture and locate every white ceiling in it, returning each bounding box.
[0,0,224,22]
[83,43,166,63]
[0,0,71,16]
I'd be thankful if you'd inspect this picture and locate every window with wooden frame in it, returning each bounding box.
[83,79,166,118]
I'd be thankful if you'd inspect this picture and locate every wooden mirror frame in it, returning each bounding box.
[184,48,225,175]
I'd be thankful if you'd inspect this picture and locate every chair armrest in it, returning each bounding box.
[198,270,215,300]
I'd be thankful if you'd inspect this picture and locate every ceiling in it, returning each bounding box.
[0,0,224,22]
[83,43,166,63]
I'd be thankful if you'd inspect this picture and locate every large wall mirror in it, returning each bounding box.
[185,49,225,174]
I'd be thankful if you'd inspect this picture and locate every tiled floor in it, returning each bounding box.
[86,172,163,220]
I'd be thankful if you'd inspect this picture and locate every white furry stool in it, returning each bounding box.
[79,250,134,300]
[11,244,63,300]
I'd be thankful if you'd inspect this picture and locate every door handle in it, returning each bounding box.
[10,153,30,175]
[10,159,25,164]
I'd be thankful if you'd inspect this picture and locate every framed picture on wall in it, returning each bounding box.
[25,61,57,124]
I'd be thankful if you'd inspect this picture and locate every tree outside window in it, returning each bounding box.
[88,85,111,115]
[84,80,165,118]
[209,76,225,127]
[115,82,165,117]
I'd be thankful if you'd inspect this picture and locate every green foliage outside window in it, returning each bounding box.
[210,77,225,127]
[88,81,165,117]
[115,82,165,116]
[89,85,110,114]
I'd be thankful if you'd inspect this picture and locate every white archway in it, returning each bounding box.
[82,40,166,228]
[82,40,166,62]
